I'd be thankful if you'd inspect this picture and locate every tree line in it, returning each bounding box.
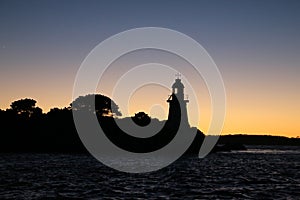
[2,94,296,154]
[0,94,205,154]
[0,94,122,152]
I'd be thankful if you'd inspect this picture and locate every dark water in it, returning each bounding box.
[1,146,299,199]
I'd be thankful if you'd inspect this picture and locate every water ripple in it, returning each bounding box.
[0,146,299,199]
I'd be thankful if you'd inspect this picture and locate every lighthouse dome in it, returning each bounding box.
[172,78,184,88]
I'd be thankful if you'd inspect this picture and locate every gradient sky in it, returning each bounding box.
[0,0,299,137]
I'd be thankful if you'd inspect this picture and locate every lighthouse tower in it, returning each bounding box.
[167,74,190,127]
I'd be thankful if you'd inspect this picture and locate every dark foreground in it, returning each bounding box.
[1,146,299,199]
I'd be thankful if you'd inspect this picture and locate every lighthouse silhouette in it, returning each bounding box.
[167,73,190,128]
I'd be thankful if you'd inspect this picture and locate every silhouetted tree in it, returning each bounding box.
[0,109,6,121]
[47,107,71,116]
[71,94,121,117]
[132,112,151,126]
[10,98,42,118]
[1,94,299,154]
[42,107,85,152]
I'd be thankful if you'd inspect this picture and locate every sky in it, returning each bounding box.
[0,0,299,137]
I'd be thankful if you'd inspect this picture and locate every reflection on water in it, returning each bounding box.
[229,145,300,155]
[0,146,299,199]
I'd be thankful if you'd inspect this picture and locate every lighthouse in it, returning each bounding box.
[167,74,190,127]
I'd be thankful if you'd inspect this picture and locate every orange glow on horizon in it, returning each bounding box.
[1,62,299,138]
[0,94,299,138]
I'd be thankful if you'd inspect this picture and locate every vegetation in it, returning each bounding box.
[0,94,122,153]
[0,94,298,153]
